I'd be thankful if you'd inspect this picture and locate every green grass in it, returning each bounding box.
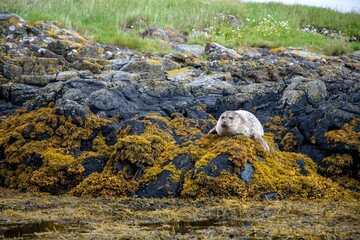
[1,0,360,55]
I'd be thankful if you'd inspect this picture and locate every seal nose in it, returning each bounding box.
[221,123,228,128]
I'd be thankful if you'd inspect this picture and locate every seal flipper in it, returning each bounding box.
[208,127,217,135]
[254,135,270,152]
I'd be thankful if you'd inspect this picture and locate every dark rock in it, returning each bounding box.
[260,192,278,200]
[136,170,180,198]
[47,40,71,56]
[0,83,39,105]
[172,155,194,171]
[80,141,93,151]
[25,154,43,170]
[120,119,145,135]
[297,105,354,147]
[89,89,127,111]
[296,159,308,176]
[197,155,234,177]
[116,162,144,180]
[55,100,88,125]
[3,63,23,80]
[69,148,82,159]
[101,123,121,145]
[82,156,105,178]
[240,162,254,183]
[33,133,51,141]
[294,145,329,167]
[0,101,19,118]
[0,146,4,161]
[8,135,19,144]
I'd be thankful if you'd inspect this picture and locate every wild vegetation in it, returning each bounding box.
[1,0,360,55]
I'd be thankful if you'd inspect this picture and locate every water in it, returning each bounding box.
[0,221,90,239]
[140,218,253,235]
[242,0,360,13]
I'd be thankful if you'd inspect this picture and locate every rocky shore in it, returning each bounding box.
[0,13,359,199]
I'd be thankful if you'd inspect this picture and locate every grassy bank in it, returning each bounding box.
[1,0,360,54]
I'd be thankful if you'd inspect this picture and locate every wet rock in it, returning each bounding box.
[82,156,105,178]
[296,159,308,176]
[261,192,278,200]
[136,170,180,198]
[120,119,146,135]
[172,155,194,171]
[240,162,254,183]
[25,154,43,170]
[101,123,121,145]
[197,155,234,177]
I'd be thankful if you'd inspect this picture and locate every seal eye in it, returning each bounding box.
[221,116,225,119]
[229,117,233,120]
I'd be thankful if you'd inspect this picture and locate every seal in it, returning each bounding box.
[208,110,270,152]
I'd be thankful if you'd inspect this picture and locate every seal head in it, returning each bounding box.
[215,111,244,136]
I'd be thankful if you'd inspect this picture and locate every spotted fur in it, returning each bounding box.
[208,110,270,152]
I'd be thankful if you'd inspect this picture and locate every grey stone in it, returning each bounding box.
[240,162,254,184]
[55,99,89,124]
[56,71,80,81]
[171,43,204,56]
[88,88,137,112]
[0,83,39,105]
[304,80,328,105]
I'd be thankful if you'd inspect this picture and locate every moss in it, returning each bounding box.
[92,134,112,158]
[325,118,360,152]
[165,67,191,77]
[0,107,110,193]
[280,132,297,151]
[181,171,246,199]
[29,148,85,193]
[71,172,137,197]
[1,108,358,200]
[323,154,353,175]
[269,47,286,55]
[146,59,162,66]
[112,135,166,166]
